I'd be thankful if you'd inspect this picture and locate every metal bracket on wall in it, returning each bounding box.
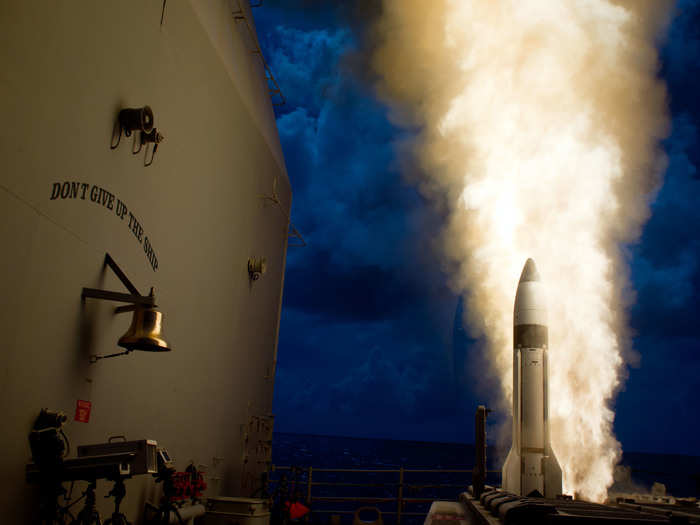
[232,0,285,106]
[133,129,165,167]
[288,225,306,247]
[82,254,152,326]
[81,254,155,310]
[81,254,170,361]
[260,178,306,248]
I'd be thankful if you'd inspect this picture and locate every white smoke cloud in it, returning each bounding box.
[371,0,671,501]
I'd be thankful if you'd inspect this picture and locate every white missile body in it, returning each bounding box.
[502,258,562,498]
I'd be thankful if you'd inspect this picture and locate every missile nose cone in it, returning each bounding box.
[519,258,540,283]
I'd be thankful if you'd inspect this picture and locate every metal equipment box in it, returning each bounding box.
[77,438,158,475]
[203,497,271,525]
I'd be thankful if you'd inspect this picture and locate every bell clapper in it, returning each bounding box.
[89,350,132,364]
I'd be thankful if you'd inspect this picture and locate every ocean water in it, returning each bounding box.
[270,432,700,524]
[272,432,493,470]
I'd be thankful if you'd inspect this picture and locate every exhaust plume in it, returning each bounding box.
[371,0,671,501]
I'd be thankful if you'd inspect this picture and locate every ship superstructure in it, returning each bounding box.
[1,1,290,521]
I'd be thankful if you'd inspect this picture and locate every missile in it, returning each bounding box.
[502,258,562,498]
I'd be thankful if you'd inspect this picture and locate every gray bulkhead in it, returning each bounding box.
[0,1,290,520]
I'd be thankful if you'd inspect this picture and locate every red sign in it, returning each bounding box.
[75,400,91,423]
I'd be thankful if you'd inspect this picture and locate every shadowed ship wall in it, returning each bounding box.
[0,1,290,521]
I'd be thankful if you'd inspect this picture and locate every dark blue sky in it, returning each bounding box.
[252,1,700,455]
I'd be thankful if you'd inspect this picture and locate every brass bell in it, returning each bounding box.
[118,306,171,352]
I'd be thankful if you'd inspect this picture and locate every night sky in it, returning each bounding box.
[252,1,700,455]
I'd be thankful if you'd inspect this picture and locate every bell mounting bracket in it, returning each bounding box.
[82,254,159,362]
[82,253,156,313]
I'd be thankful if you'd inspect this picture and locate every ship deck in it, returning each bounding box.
[460,488,700,524]
[268,465,700,525]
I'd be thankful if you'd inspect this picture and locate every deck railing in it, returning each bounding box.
[268,466,502,524]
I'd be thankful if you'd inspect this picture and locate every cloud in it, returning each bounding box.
[629,114,700,337]
[254,14,467,442]
[265,24,414,268]
[628,0,700,346]
[283,253,422,322]
[614,335,700,455]
[661,0,700,167]
[275,344,457,438]
[254,2,700,452]
[617,8,700,454]
[264,26,353,118]
[265,22,443,310]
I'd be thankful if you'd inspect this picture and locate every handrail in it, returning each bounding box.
[232,0,285,106]
[269,465,503,524]
[272,466,499,473]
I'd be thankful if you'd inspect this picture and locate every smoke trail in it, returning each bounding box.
[371,1,671,501]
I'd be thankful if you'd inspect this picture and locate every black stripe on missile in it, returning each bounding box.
[514,324,548,348]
